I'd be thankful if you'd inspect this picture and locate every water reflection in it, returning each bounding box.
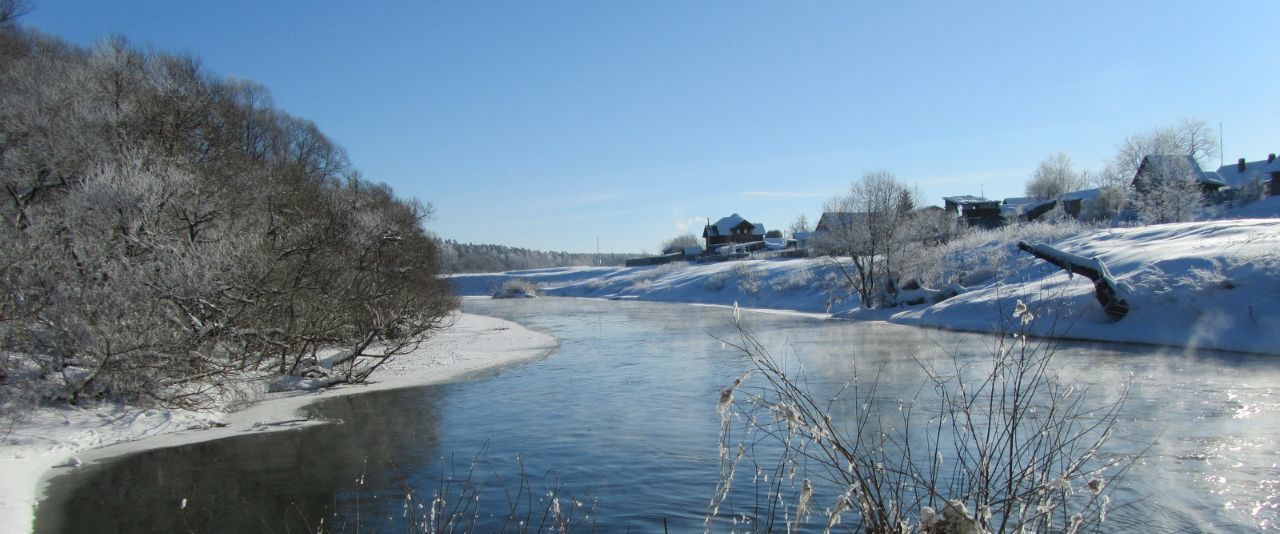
[37,387,450,533]
[37,298,1280,532]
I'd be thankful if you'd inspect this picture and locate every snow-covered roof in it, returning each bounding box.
[1215,156,1280,189]
[1001,197,1042,207]
[815,211,866,232]
[1000,198,1057,220]
[1061,188,1102,201]
[943,195,999,206]
[704,213,765,237]
[1135,155,1226,187]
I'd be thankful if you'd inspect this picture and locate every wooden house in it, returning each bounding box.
[1131,155,1226,195]
[1216,154,1280,197]
[943,195,1003,228]
[703,214,766,252]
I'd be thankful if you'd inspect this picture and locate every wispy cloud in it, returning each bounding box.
[675,217,705,233]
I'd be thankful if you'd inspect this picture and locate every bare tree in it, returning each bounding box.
[1025,152,1086,199]
[1080,163,1131,222]
[787,213,811,237]
[0,0,29,26]
[815,171,919,309]
[1111,118,1218,179]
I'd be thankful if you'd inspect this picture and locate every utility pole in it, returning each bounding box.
[1219,122,1224,167]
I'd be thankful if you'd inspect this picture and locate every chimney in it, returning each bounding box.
[1238,158,1247,172]
[1269,153,1276,164]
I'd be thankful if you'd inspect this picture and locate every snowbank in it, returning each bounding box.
[894,219,1280,354]
[0,313,556,534]
[451,218,1280,355]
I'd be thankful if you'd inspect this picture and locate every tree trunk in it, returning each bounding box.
[1017,241,1129,321]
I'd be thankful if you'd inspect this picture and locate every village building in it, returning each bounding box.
[1131,155,1226,195]
[814,211,864,234]
[943,195,1003,228]
[703,213,766,253]
[1000,197,1059,223]
[1216,154,1280,198]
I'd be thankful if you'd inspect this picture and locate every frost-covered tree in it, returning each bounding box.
[787,214,811,236]
[660,233,701,254]
[1076,164,1131,223]
[1133,157,1201,224]
[0,27,455,409]
[1112,118,1218,179]
[1025,153,1086,199]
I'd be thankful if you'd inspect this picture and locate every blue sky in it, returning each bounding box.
[24,1,1280,253]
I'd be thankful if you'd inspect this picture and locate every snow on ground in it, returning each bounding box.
[892,219,1280,354]
[0,313,555,534]
[451,218,1280,355]
[451,258,858,314]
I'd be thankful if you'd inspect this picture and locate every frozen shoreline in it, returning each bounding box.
[452,218,1280,356]
[0,312,557,534]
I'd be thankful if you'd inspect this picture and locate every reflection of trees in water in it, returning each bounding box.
[37,386,448,533]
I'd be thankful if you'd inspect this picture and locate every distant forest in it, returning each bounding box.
[435,239,633,273]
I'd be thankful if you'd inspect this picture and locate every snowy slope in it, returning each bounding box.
[893,219,1280,354]
[451,218,1280,355]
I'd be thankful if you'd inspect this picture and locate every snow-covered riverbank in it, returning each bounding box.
[452,218,1280,355]
[0,313,556,534]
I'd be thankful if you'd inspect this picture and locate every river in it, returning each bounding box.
[36,298,1280,532]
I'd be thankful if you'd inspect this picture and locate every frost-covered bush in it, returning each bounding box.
[705,271,731,291]
[710,304,1132,532]
[735,263,762,295]
[911,220,1092,289]
[770,266,814,291]
[0,31,455,410]
[583,276,611,291]
[492,279,541,298]
[655,261,689,275]
[632,262,686,283]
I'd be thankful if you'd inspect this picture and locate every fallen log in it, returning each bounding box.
[1017,241,1129,321]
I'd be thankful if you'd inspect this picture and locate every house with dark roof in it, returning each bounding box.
[814,211,865,234]
[1131,155,1226,195]
[1216,154,1280,197]
[703,213,766,252]
[943,195,1003,228]
[1001,197,1059,222]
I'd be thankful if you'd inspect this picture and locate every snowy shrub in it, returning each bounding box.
[655,261,689,276]
[583,277,611,291]
[492,279,541,298]
[631,263,679,283]
[770,267,814,291]
[705,271,731,291]
[912,220,1092,289]
[735,263,762,295]
[817,270,853,309]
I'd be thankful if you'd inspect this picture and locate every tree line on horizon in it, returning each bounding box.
[0,6,454,411]
[434,239,632,273]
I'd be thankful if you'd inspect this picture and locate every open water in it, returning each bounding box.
[37,298,1280,532]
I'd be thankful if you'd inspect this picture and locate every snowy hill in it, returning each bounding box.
[451,218,1280,355]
